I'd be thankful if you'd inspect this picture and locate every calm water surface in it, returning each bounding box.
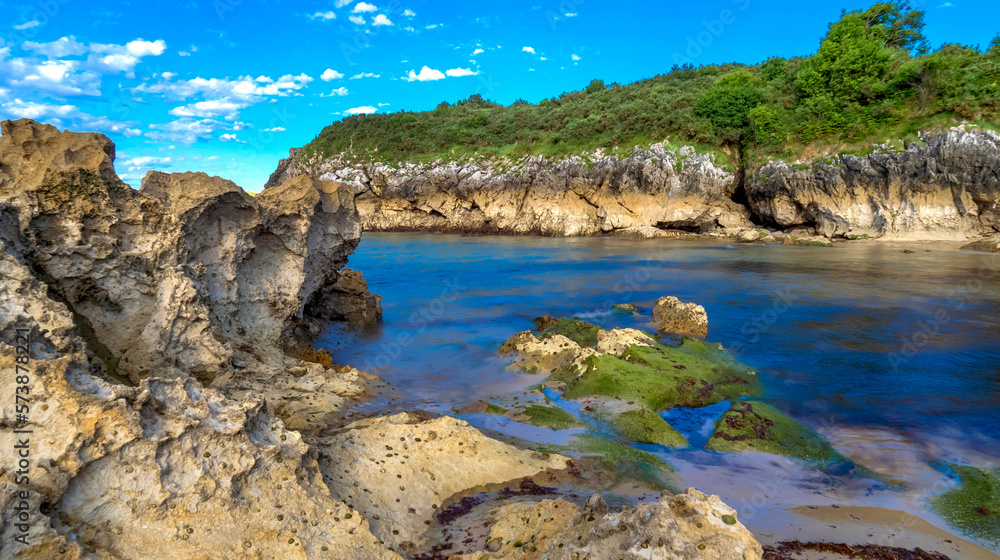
[319,233,1000,546]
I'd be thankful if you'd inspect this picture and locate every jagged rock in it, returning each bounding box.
[313,413,569,551]
[611,227,689,239]
[499,331,595,374]
[306,268,383,329]
[0,240,401,560]
[451,488,763,560]
[748,128,1000,239]
[595,328,657,357]
[652,296,708,338]
[613,303,638,313]
[275,143,753,235]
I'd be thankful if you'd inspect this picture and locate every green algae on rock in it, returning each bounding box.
[532,316,601,347]
[931,464,1000,546]
[706,401,844,462]
[570,434,673,471]
[609,409,689,447]
[521,405,586,430]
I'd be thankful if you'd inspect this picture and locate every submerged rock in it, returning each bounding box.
[930,463,1000,546]
[652,296,709,338]
[961,236,1000,253]
[706,400,844,462]
[450,488,763,560]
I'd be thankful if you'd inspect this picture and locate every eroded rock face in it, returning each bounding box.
[276,144,753,236]
[0,119,373,384]
[306,268,383,329]
[747,129,1000,240]
[652,296,709,338]
[450,488,763,560]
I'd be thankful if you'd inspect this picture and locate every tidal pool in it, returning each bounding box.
[319,233,1000,553]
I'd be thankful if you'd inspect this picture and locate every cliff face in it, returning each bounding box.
[276,127,1000,240]
[746,128,1000,240]
[275,144,753,235]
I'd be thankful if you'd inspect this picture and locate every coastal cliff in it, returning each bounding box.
[0,119,763,559]
[273,127,1000,241]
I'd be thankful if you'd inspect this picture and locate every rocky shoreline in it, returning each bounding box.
[269,127,1000,245]
[0,119,766,559]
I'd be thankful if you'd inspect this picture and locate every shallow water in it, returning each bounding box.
[319,233,1000,548]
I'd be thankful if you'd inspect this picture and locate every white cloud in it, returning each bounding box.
[179,51,192,56]
[321,68,344,81]
[135,73,313,101]
[22,36,87,58]
[378,102,390,107]
[90,39,167,76]
[168,98,249,119]
[0,98,141,136]
[403,9,416,16]
[425,24,439,29]
[310,11,336,20]
[565,12,578,17]
[522,46,535,54]
[372,14,393,26]
[320,87,349,97]
[262,126,286,132]
[146,118,230,144]
[445,67,477,77]
[161,71,177,80]
[472,48,484,56]
[123,156,172,168]
[349,15,366,24]
[349,72,380,79]
[540,57,547,61]
[13,21,40,31]
[344,106,377,115]
[219,133,247,144]
[572,54,580,61]
[353,2,377,12]
[405,66,445,82]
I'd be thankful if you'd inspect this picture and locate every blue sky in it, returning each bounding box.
[1,0,997,190]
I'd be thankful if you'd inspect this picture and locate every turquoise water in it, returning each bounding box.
[320,233,1000,543]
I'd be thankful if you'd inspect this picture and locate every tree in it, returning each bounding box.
[695,70,765,143]
[861,1,929,53]
[796,10,893,104]
[991,34,1000,53]
[585,79,607,94]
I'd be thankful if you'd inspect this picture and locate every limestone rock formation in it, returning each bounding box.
[275,144,753,236]
[313,413,569,552]
[652,296,709,338]
[961,235,1000,253]
[305,268,383,329]
[747,128,1000,240]
[450,488,763,560]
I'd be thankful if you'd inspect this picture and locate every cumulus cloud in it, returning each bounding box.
[405,66,445,82]
[320,87,349,97]
[572,54,581,61]
[445,67,477,77]
[403,9,416,16]
[90,39,167,76]
[310,11,336,20]
[135,73,314,101]
[22,36,87,58]
[168,98,249,119]
[0,98,141,137]
[350,72,380,79]
[262,126,286,132]
[321,68,344,81]
[335,0,351,6]
[372,14,393,26]
[344,106,377,115]
[353,2,377,12]
[219,133,246,143]
[349,15,366,24]
[522,46,535,54]
[472,48,484,55]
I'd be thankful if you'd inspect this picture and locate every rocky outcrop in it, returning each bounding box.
[652,296,709,338]
[305,268,383,329]
[747,128,1000,240]
[278,144,753,236]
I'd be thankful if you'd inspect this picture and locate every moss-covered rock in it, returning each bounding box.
[533,316,601,347]
[561,338,761,411]
[521,405,586,430]
[609,409,688,447]
[706,401,843,462]
[931,464,1000,546]
[570,435,673,470]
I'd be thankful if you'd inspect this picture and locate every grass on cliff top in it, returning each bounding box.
[299,6,1000,169]
[931,464,1000,545]
[706,400,844,462]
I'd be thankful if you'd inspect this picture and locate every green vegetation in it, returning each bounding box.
[931,464,1000,545]
[570,434,673,470]
[532,316,601,347]
[706,401,844,462]
[301,1,1000,169]
[521,405,586,430]
[609,409,689,447]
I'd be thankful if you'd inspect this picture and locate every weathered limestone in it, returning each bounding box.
[652,296,709,338]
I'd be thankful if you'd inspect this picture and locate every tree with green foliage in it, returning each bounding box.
[696,70,765,147]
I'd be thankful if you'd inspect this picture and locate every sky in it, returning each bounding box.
[1,0,997,190]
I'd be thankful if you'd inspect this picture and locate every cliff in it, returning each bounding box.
[274,127,1000,241]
